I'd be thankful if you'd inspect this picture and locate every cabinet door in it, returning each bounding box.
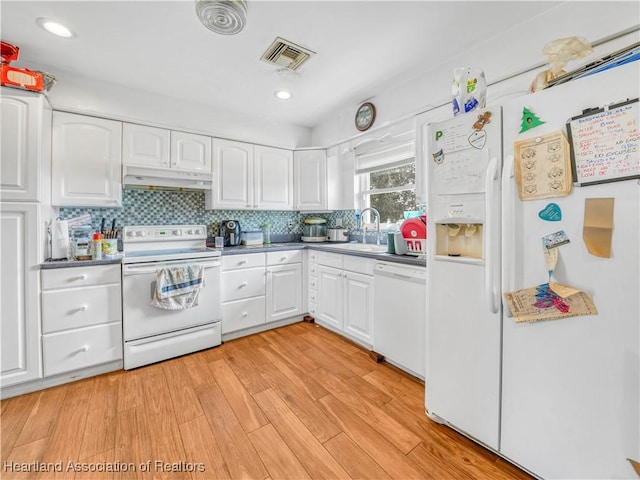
[317,265,343,331]
[123,123,170,168]
[266,263,302,322]
[170,131,212,172]
[294,150,327,211]
[1,203,41,387]
[52,112,122,207]
[212,139,254,209]
[0,90,49,202]
[254,146,293,210]
[343,271,374,345]
[327,144,355,210]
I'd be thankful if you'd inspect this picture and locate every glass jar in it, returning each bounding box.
[302,217,327,240]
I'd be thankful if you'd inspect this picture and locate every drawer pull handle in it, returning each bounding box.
[76,274,88,280]
[242,312,248,318]
[239,282,248,288]
[80,305,88,311]
[80,345,89,352]
[280,256,287,261]
[239,260,247,265]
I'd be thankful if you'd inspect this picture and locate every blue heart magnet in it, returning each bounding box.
[538,203,562,222]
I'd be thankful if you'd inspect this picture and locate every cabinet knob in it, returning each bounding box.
[239,282,248,289]
[76,274,87,280]
[280,256,287,262]
[80,305,88,311]
[242,312,248,318]
[239,260,247,265]
[80,345,89,352]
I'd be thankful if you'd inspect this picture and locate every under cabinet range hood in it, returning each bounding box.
[122,165,213,191]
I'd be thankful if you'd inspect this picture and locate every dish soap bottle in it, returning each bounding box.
[262,222,271,244]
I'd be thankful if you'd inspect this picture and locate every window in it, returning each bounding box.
[354,122,417,228]
[360,162,417,227]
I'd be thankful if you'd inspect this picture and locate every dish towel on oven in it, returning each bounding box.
[151,264,204,310]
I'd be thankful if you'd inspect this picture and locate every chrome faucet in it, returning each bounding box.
[359,207,381,245]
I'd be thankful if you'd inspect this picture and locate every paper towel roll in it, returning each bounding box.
[52,219,70,259]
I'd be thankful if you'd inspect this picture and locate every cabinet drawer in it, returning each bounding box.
[222,267,265,302]
[308,290,318,304]
[309,276,318,290]
[317,251,342,269]
[308,302,318,316]
[42,265,120,290]
[222,253,265,271]
[309,263,319,276]
[267,250,302,266]
[308,251,318,263]
[43,323,122,376]
[343,255,375,276]
[42,284,122,334]
[221,296,266,334]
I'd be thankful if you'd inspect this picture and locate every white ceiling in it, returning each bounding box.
[1,1,562,128]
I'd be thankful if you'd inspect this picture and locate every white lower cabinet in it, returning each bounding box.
[315,251,374,346]
[40,265,122,377]
[266,250,302,322]
[0,203,42,387]
[221,253,266,334]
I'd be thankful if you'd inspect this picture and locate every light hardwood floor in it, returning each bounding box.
[1,322,532,480]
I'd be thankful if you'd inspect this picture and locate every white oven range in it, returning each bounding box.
[121,224,221,369]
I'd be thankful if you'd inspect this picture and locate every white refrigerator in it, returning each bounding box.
[425,61,639,479]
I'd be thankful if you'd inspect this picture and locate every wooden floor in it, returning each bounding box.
[1,322,532,480]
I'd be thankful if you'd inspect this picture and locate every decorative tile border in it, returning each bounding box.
[59,190,357,237]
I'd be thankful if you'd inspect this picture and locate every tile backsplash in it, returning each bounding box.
[58,189,356,237]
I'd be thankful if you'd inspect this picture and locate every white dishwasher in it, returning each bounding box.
[373,261,427,379]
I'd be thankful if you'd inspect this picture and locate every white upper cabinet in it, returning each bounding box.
[327,143,355,210]
[207,140,293,210]
[122,123,170,168]
[254,145,293,210]
[0,89,51,202]
[171,131,212,172]
[209,138,254,209]
[294,149,327,211]
[52,112,122,207]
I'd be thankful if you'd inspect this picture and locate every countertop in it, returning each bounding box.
[42,243,426,268]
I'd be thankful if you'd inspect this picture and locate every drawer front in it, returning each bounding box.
[222,253,265,271]
[317,251,343,269]
[42,284,122,334]
[308,251,318,264]
[221,296,266,334]
[343,255,375,276]
[42,264,121,290]
[308,302,318,317]
[266,250,302,266]
[43,323,123,376]
[222,267,265,302]
[309,263,319,276]
[309,276,318,290]
[308,289,318,305]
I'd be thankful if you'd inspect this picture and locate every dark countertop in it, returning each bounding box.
[41,256,123,269]
[221,242,426,267]
[41,243,426,269]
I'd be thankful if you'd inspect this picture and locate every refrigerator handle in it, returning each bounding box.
[501,154,515,318]
[485,156,500,314]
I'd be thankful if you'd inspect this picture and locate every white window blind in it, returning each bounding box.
[354,127,415,175]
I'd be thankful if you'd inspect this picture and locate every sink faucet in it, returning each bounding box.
[359,207,381,245]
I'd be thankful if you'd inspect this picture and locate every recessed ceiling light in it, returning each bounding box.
[37,18,75,38]
[274,89,292,100]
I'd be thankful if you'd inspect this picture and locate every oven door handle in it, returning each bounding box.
[123,259,221,276]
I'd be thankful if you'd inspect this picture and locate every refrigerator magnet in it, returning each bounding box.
[538,202,562,221]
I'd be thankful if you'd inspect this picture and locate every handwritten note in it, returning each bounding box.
[567,99,639,185]
[432,148,488,195]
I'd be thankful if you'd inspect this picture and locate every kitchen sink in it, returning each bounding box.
[325,243,388,253]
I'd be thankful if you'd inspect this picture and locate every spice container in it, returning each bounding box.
[92,233,103,260]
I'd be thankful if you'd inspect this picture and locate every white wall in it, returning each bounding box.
[44,68,312,149]
[311,2,640,147]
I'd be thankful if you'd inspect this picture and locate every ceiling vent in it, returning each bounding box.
[260,37,315,71]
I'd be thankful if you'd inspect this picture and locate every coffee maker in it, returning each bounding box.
[220,220,242,246]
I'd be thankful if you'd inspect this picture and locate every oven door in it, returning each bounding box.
[122,257,221,342]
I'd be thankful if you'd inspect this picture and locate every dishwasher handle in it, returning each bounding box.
[374,262,426,281]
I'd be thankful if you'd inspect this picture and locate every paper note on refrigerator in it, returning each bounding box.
[583,197,614,258]
[504,282,597,323]
[514,130,572,200]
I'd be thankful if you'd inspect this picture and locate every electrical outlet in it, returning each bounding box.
[288,220,295,229]
[335,217,343,227]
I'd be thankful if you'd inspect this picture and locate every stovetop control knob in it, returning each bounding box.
[187,229,194,235]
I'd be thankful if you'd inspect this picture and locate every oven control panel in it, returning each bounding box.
[123,225,207,242]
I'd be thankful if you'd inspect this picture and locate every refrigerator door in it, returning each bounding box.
[425,108,503,450]
[501,62,639,479]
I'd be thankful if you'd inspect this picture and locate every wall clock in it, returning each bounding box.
[355,102,376,131]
